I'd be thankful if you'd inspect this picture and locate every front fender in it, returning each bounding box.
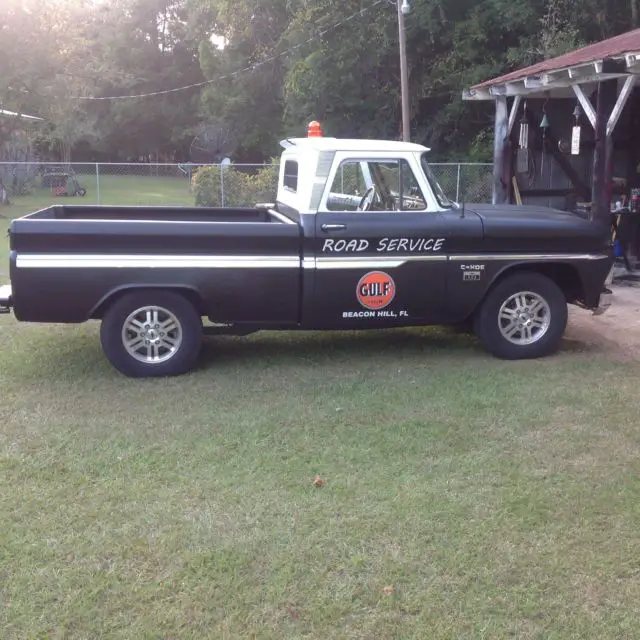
[445,255,612,322]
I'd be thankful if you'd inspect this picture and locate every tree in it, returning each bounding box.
[282,0,401,140]
[192,0,295,161]
[3,0,640,165]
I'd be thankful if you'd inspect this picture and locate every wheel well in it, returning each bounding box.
[90,286,205,319]
[492,263,584,304]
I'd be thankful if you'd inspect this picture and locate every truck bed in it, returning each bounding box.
[22,204,286,223]
[9,203,302,325]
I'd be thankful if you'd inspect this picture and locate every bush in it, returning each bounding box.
[249,160,279,204]
[192,165,246,207]
[193,161,279,207]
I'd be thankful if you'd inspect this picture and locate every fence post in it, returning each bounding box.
[96,163,100,204]
[220,165,225,207]
[456,164,461,202]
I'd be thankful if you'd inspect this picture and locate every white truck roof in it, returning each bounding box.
[275,122,438,214]
[280,137,430,154]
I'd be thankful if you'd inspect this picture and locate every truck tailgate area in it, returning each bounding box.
[0,284,11,313]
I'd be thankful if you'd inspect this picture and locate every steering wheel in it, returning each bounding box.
[357,186,379,211]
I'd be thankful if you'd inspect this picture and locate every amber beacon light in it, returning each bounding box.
[307,121,323,137]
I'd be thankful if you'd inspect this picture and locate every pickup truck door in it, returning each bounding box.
[307,155,452,329]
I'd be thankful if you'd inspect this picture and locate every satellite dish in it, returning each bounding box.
[221,157,231,167]
[189,122,236,163]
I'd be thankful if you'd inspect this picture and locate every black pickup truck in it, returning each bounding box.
[0,130,614,377]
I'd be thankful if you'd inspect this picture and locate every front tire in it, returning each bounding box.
[100,290,203,377]
[473,272,568,360]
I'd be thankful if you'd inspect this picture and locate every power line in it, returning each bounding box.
[72,0,387,101]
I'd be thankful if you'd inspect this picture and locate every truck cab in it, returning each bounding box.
[274,134,461,328]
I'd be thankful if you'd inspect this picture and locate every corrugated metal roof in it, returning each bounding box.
[471,28,640,90]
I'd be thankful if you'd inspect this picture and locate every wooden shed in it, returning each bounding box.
[463,29,640,224]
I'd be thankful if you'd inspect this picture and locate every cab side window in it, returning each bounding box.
[283,160,298,192]
[326,159,427,212]
[399,160,427,210]
[326,161,369,211]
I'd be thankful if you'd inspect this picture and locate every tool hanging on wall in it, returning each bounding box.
[517,101,529,174]
[539,98,550,176]
[571,103,581,155]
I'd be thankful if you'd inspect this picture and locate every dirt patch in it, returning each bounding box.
[565,277,640,361]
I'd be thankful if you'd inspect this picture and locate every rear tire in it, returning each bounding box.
[473,272,568,360]
[100,290,203,377]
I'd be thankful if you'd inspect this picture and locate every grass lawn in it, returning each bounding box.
[0,174,194,221]
[1,210,640,638]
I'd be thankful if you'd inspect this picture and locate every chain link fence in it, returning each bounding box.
[0,161,493,210]
[429,163,493,203]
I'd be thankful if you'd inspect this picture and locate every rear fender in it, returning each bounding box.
[90,284,205,319]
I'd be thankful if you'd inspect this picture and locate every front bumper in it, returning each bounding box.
[593,287,613,316]
[0,284,12,314]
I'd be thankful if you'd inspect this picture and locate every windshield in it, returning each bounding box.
[420,153,455,209]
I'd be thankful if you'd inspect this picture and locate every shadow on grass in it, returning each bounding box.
[196,325,601,372]
[197,326,481,368]
[0,321,603,383]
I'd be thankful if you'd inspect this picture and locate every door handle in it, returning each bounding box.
[321,223,347,232]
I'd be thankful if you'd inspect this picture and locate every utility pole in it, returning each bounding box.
[398,0,411,142]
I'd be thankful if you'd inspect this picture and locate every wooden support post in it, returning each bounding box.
[492,95,509,204]
[591,79,619,222]
[507,95,522,135]
[607,76,636,136]
[572,84,596,129]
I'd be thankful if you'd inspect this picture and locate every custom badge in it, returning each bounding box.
[356,271,396,310]
[460,263,485,282]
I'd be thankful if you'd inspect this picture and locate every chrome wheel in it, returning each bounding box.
[121,305,183,364]
[498,291,551,346]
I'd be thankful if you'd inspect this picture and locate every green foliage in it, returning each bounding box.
[193,161,279,207]
[2,0,640,163]
[249,159,280,201]
[193,166,246,206]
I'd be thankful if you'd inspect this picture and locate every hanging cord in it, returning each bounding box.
[526,148,536,188]
[539,97,549,177]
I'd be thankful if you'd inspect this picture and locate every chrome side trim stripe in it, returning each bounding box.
[316,255,447,269]
[15,254,300,269]
[315,254,609,270]
[449,253,609,261]
[15,252,610,270]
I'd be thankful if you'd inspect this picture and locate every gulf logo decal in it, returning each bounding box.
[356,271,396,310]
